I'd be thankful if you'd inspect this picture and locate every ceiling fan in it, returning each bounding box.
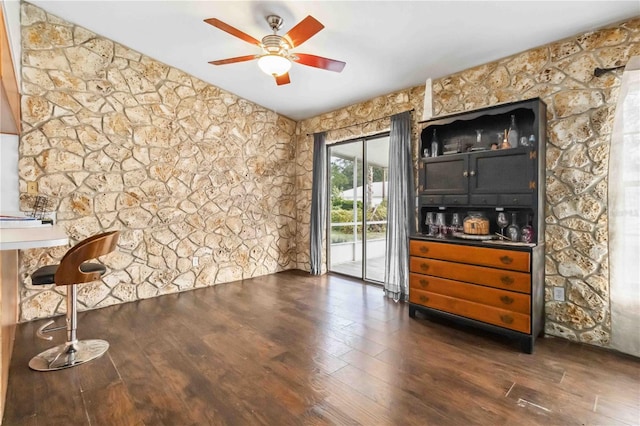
[204,15,346,85]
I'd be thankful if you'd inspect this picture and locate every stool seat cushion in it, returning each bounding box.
[31,263,107,286]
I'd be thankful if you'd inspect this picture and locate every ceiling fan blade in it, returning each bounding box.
[294,54,346,73]
[283,15,324,48]
[204,18,261,46]
[209,55,258,65]
[275,73,291,86]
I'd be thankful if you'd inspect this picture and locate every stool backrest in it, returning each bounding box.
[54,231,120,286]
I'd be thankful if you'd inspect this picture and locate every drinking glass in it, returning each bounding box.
[496,212,509,238]
[435,213,446,239]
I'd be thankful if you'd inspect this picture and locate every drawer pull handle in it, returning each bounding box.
[500,295,514,305]
[501,276,514,285]
[419,295,429,303]
[419,279,428,288]
[420,263,429,271]
[419,246,429,253]
[500,315,514,324]
[500,256,513,265]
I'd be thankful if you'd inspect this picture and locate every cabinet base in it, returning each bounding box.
[409,303,539,354]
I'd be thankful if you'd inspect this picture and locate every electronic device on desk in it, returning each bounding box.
[1,195,55,228]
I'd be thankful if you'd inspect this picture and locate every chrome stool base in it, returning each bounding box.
[29,339,109,371]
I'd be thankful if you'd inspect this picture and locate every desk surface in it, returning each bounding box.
[0,225,68,250]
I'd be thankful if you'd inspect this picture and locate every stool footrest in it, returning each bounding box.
[35,320,65,341]
[28,339,109,371]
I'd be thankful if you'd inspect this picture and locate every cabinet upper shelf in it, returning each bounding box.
[420,98,545,156]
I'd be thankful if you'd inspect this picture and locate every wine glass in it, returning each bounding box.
[496,212,509,238]
[435,213,446,239]
[451,213,462,233]
[424,212,435,236]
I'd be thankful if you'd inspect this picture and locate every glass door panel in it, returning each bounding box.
[328,134,389,283]
[328,141,363,278]
[364,135,389,282]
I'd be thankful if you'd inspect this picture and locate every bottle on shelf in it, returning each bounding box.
[508,114,519,147]
[521,214,535,243]
[431,129,440,157]
[506,212,521,242]
[501,129,511,149]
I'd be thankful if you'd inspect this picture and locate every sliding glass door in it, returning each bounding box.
[328,134,389,282]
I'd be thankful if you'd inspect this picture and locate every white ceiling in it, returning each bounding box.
[7,1,640,120]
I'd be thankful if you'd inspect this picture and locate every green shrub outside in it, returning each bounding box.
[330,197,387,240]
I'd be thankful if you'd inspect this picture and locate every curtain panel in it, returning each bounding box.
[384,111,414,301]
[609,56,640,357]
[310,132,327,275]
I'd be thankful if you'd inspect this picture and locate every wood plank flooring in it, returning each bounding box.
[4,270,639,425]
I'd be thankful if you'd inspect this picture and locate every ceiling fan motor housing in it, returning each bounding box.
[262,34,290,54]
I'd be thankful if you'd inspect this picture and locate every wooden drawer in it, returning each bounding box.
[409,240,530,272]
[469,194,498,206]
[409,257,531,294]
[409,289,531,334]
[442,195,467,206]
[499,193,533,207]
[420,195,443,206]
[409,273,530,314]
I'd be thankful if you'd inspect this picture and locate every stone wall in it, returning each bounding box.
[18,3,297,321]
[296,17,640,348]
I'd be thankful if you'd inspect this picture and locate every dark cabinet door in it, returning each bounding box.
[469,148,535,196]
[421,156,467,196]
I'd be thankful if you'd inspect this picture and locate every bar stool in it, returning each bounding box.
[28,230,120,371]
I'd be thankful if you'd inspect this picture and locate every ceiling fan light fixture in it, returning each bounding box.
[258,54,291,77]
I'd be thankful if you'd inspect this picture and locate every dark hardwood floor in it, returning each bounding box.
[4,270,639,425]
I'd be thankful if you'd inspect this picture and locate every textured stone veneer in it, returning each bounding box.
[17,2,640,350]
[18,3,296,321]
[297,18,640,348]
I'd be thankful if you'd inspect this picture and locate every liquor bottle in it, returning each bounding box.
[507,115,519,147]
[506,212,520,242]
[431,129,440,157]
[521,214,535,243]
